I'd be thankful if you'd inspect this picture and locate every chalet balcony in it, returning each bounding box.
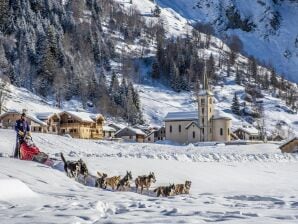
[60,123,91,128]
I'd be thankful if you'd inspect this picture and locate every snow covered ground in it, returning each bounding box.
[1,129,298,223]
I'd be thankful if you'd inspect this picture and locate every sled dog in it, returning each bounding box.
[135,172,156,194]
[175,180,192,195]
[104,175,121,190]
[60,153,89,184]
[117,171,133,191]
[154,184,175,197]
[95,172,107,188]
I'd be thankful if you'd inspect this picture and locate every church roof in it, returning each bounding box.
[164,111,198,121]
[164,110,232,122]
[185,121,200,129]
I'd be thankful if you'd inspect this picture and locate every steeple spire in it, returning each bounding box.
[203,60,209,90]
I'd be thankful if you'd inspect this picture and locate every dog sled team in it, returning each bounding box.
[60,153,191,197]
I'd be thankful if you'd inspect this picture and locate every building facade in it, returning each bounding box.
[164,75,232,144]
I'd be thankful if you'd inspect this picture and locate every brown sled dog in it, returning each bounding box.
[154,184,175,197]
[104,175,121,190]
[117,171,133,191]
[175,181,192,195]
[135,172,156,194]
[60,153,89,184]
[95,172,108,189]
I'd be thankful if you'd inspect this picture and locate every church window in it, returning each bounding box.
[202,128,204,134]
[179,125,181,132]
[210,128,212,133]
[220,128,223,136]
[228,128,230,135]
[209,98,212,104]
[202,108,204,114]
[170,125,172,133]
[201,98,205,105]
[210,108,211,113]
[202,118,204,125]
[193,131,195,138]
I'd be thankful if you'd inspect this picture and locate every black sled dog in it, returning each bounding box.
[60,153,89,184]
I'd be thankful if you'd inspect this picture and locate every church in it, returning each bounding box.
[164,74,232,144]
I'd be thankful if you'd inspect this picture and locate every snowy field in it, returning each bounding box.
[1,129,298,223]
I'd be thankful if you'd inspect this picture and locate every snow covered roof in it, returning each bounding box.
[108,123,127,130]
[35,112,57,120]
[235,126,259,135]
[164,111,198,121]
[103,125,116,132]
[164,110,231,122]
[115,127,146,136]
[61,111,103,123]
[212,110,232,120]
[0,110,47,126]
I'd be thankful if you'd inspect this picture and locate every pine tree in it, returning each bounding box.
[0,0,10,32]
[231,92,241,115]
[270,67,278,89]
[235,66,241,85]
[109,73,121,105]
[151,61,160,79]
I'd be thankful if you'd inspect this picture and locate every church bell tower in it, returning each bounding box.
[197,63,214,141]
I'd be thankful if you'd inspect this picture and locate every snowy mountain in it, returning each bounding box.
[155,0,298,82]
[1,0,298,139]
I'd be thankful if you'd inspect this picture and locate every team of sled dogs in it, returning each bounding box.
[60,153,191,197]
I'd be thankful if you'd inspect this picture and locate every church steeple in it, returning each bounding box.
[197,60,214,141]
[203,61,209,90]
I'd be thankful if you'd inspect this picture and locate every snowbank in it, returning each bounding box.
[0,179,37,201]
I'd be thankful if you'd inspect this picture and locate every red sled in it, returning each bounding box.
[20,138,53,166]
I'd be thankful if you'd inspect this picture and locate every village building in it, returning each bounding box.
[55,111,104,139]
[115,127,146,143]
[234,125,260,141]
[0,110,47,132]
[279,137,298,153]
[145,127,166,143]
[164,73,232,144]
[102,125,116,139]
[108,123,127,132]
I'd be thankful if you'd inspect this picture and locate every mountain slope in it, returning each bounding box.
[156,0,298,82]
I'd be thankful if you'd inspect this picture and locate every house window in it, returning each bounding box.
[202,128,204,134]
[209,98,212,104]
[109,131,112,137]
[179,125,181,132]
[201,98,205,105]
[170,125,172,133]
[129,136,132,139]
[228,128,230,135]
[202,108,204,114]
[148,137,151,141]
[210,108,211,113]
[210,128,212,133]
[193,131,195,139]
[220,128,223,136]
[202,118,204,125]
